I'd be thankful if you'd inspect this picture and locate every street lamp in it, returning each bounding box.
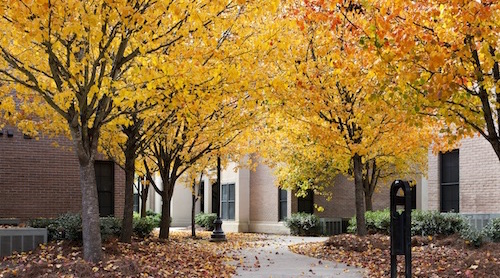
[210,156,226,242]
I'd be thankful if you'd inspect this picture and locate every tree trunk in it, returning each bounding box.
[159,191,172,239]
[191,181,196,238]
[120,147,136,243]
[140,184,149,218]
[353,154,367,236]
[365,193,373,212]
[79,159,103,262]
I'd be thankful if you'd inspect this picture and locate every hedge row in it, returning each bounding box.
[28,212,162,241]
[347,209,500,247]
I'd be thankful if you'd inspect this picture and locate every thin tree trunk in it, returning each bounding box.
[365,193,373,212]
[120,147,136,243]
[353,154,367,236]
[191,180,196,238]
[159,191,172,239]
[140,183,149,218]
[79,159,103,262]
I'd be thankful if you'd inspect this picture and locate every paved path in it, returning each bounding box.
[233,235,365,278]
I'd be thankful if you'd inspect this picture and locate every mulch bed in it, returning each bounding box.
[0,231,267,278]
[289,234,499,278]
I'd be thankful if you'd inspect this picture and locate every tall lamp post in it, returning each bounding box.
[210,156,226,241]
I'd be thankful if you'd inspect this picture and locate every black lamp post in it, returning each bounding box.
[210,156,226,242]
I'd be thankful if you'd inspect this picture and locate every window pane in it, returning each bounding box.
[95,161,114,217]
[279,201,287,221]
[441,151,459,183]
[441,184,459,212]
[229,202,235,220]
[298,189,314,214]
[221,202,228,219]
[222,184,228,201]
[229,184,235,201]
[279,189,287,200]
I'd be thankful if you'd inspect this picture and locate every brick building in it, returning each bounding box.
[0,126,125,221]
[426,135,500,217]
[151,157,395,234]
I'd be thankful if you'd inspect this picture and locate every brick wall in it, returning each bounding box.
[248,163,390,221]
[291,175,390,219]
[0,126,125,220]
[428,136,500,213]
[249,163,279,222]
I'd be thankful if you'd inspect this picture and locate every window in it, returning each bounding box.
[199,181,205,213]
[95,161,114,217]
[279,188,287,221]
[221,183,235,220]
[297,189,314,214]
[440,150,459,212]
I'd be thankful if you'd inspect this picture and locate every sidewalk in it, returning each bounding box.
[233,235,365,278]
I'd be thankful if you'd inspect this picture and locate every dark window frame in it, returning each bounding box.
[297,189,314,214]
[95,161,115,217]
[221,183,235,220]
[278,188,287,221]
[440,150,459,213]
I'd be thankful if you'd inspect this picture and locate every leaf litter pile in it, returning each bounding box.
[0,231,268,277]
[289,234,499,278]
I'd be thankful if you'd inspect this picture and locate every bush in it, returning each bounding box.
[28,213,122,241]
[285,212,320,236]
[347,209,390,234]
[347,210,468,236]
[100,217,122,240]
[56,213,83,240]
[133,216,155,238]
[195,213,217,231]
[482,218,500,242]
[27,218,59,241]
[411,210,467,236]
[460,225,483,247]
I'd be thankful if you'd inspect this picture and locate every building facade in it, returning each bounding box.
[0,126,125,221]
[151,158,396,234]
[427,135,500,214]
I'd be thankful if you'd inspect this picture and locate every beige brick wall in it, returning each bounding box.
[249,163,280,222]
[248,163,391,221]
[291,175,390,219]
[427,136,500,213]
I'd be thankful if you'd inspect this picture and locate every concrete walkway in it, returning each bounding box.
[233,235,365,278]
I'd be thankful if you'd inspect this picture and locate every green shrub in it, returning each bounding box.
[149,214,162,228]
[347,209,390,234]
[134,211,163,228]
[482,218,500,242]
[27,218,59,241]
[56,213,83,240]
[28,213,122,241]
[100,217,122,240]
[133,217,155,238]
[411,210,467,236]
[460,225,483,247]
[285,212,320,236]
[347,210,467,236]
[195,213,217,231]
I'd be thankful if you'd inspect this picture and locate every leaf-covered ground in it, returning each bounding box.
[289,234,500,278]
[0,231,268,277]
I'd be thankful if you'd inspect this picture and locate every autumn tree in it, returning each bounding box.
[263,1,434,235]
[0,0,237,261]
[365,1,499,160]
[99,104,163,243]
